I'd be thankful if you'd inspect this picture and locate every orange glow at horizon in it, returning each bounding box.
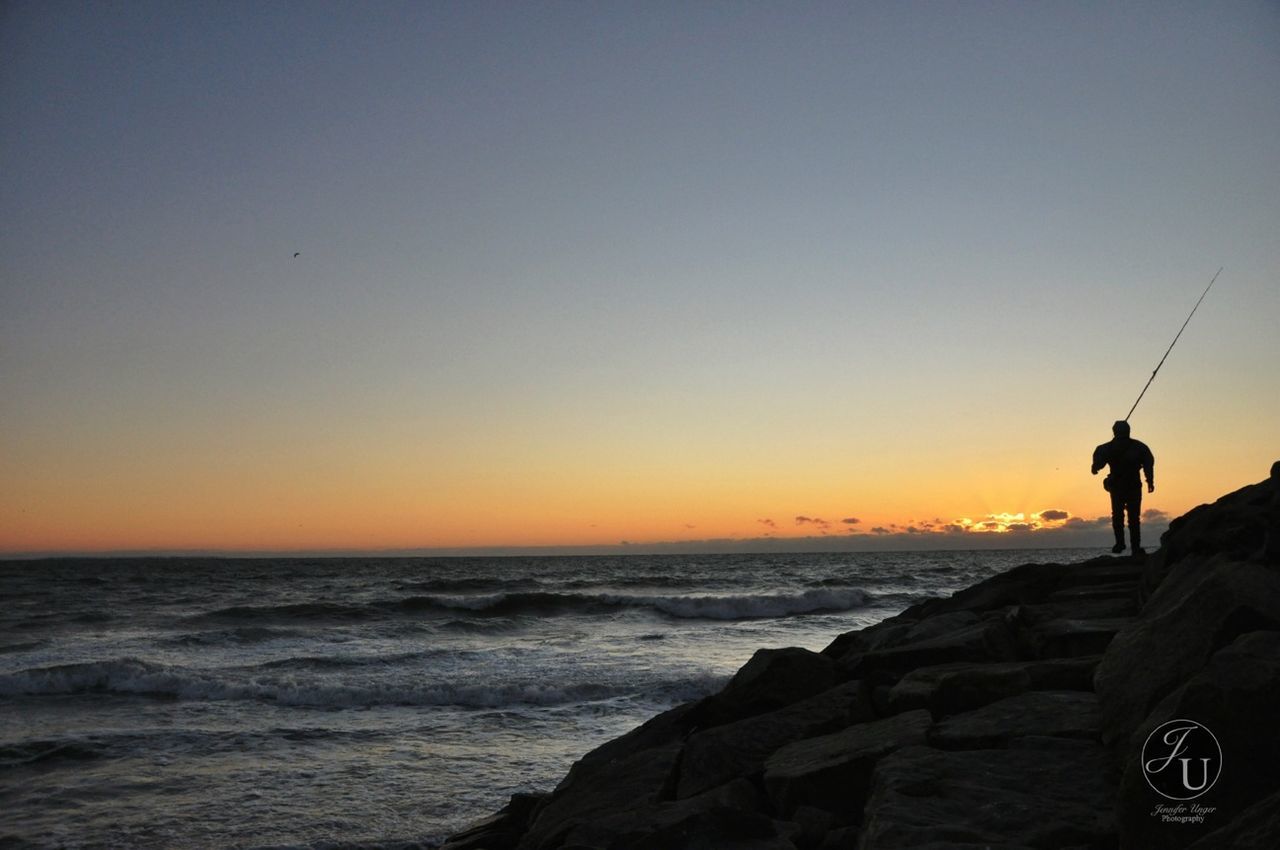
[0,467,1152,554]
[1,386,1272,555]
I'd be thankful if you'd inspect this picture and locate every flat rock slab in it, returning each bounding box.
[1015,596,1137,624]
[928,690,1101,750]
[1056,562,1145,584]
[845,618,1018,679]
[676,680,871,799]
[902,559,1127,619]
[858,744,1115,848]
[1046,580,1140,603]
[763,709,931,819]
[1022,616,1132,659]
[887,656,1099,717]
[822,611,979,662]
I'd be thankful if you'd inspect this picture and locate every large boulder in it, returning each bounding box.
[762,709,931,820]
[517,740,684,850]
[1093,554,1280,748]
[1159,478,1275,571]
[441,793,545,850]
[553,779,796,850]
[856,744,1115,848]
[557,698,698,773]
[676,680,872,799]
[512,699,707,848]
[1116,630,1280,850]
[693,646,840,729]
[1188,788,1280,850]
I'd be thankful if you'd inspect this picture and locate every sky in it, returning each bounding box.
[2,1,1277,556]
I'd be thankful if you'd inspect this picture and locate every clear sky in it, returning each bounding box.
[2,1,1277,555]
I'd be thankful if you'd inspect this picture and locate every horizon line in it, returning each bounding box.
[1,526,1144,561]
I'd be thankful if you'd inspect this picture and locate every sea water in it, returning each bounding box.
[0,551,1083,848]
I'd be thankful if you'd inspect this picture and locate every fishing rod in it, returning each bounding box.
[1124,267,1223,422]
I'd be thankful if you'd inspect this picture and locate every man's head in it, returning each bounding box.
[1112,420,1131,439]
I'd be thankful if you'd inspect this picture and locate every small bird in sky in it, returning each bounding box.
[293,252,301,258]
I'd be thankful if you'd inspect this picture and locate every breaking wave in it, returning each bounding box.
[0,658,725,710]
[189,587,871,625]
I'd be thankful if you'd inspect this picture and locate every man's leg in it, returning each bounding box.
[1127,490,1143,553]
[1110,491,1126,553]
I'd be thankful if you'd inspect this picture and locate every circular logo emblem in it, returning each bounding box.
[1141,719,1222,800]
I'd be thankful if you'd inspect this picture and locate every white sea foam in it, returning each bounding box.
[0,657,724,709]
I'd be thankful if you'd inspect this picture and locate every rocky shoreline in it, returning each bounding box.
[441,465,1280,850]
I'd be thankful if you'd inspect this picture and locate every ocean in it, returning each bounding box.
[0,550,1085,848]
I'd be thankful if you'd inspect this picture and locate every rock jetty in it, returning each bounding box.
[441,464,1280,849]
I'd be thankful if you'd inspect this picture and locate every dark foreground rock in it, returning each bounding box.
[441,465,1280,850]
[857,744,1115,848]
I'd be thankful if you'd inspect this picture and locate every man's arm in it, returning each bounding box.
[1092,443,1108,475]
[1142,444,1155,492]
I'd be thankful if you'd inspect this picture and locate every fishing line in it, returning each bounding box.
[1124,267,1223,422]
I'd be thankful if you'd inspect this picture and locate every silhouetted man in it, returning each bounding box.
[1092,421,1155,555]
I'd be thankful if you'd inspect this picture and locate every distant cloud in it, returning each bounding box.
[697,499,1171,553]
[946,510,1089,535]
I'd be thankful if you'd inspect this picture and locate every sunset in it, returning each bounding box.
[3,3,1277,557]
[2,3,1277,848]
